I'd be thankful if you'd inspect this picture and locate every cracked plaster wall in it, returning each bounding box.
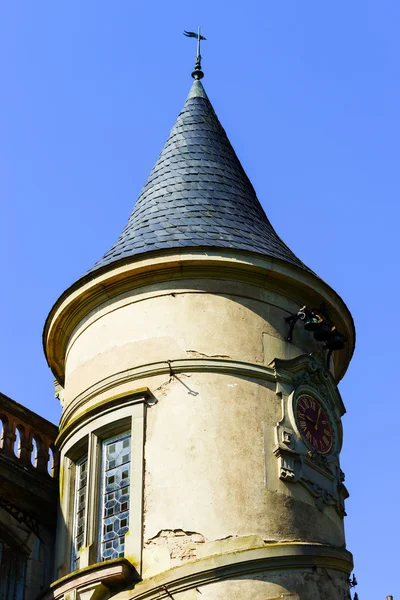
[141,371,344,578]
[58,274,348,599]
[175,568,351,600]
[63,277,321,410]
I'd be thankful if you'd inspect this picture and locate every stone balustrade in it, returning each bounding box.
[0,391,59,478]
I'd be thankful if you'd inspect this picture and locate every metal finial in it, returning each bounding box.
[183,26,206,80]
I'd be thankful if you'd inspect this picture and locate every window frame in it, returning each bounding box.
[55,396,145,579]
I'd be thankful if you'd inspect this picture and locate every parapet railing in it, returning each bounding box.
[0,392,59,478]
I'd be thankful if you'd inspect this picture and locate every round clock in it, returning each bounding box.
[295,394,334,454]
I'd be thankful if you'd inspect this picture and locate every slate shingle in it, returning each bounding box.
[88,79,309,274]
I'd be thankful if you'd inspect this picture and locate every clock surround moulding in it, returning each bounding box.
[270,353,349,516]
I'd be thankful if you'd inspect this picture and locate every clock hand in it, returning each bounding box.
[304,414,316,424]
[315,407,322,431]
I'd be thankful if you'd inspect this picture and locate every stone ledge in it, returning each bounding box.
[56,387,150,446]
[127,544,353,600]
[59,358,276,431]
[39,558,140,600]
[43,250,354,385]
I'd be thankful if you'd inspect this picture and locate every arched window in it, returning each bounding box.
[14,425,25,459]
[0,416,6,449]
[31,437,38,467]
[48,446,54,477]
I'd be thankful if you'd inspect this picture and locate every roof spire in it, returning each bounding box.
[183,26,206,80]
[87,66,310,276]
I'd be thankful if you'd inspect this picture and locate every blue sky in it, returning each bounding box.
[0,2,398,597]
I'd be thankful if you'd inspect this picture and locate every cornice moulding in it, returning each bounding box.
[43,250,355,385]
[59,358,277,431]
[56,388,150,448]
[126,544,353,600]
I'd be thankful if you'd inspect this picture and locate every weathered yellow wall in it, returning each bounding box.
[63,278,322,414]
[141,371,344,575]
[49,255,352,600]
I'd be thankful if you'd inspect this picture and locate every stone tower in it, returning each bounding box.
[43,64,355,600]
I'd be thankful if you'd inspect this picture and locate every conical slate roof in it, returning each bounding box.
[88,79,309,274]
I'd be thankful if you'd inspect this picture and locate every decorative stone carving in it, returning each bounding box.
[282,430,294,446]
[274,446,298,481]
[299,478,345,515]
[270,353,346,418]
[306,449,334,475]
[271,353,348,516]
[293,367,329,400]
[0,497,40,537]
[54,379,65,409]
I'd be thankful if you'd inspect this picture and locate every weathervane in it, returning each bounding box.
[183,26,206,80]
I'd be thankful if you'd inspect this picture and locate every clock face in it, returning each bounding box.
[295,394,334,455]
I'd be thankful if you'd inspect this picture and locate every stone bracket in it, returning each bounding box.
[274,443,346,516]
[40,559,139,600]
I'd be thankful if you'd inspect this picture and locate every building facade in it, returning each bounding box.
[3,64,356,600]
[0,392,59,600]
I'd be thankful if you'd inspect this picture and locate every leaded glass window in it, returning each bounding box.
[71,456,88,570]
[99,432,131,561]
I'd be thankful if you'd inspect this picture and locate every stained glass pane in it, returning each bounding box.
[71,456,88,570]
[99,432,131,561]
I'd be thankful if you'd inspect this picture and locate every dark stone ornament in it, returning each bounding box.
[285,305,347,369]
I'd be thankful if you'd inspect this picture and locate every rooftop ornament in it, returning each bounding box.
[286,304,347,369]
[184,26,206,80]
